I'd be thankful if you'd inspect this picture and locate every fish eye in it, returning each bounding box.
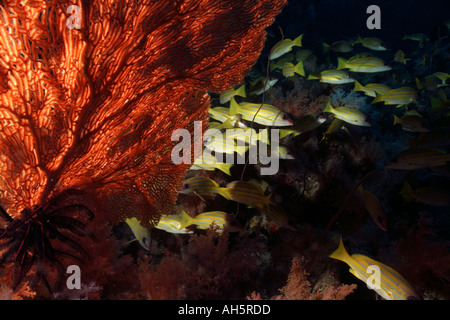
[183,183,189,189]
[282,114,288,120]
[143,237,150,247]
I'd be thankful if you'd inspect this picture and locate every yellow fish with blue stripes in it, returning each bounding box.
[180,210,238,234]
[204,132,249,157]
[269,34,303,60]
[155,213,194,234]
[221,180,272,208]
[125,217,151,250]
[337,56,391,73]
[385,148,450,170]
[180,175,230,201]
[353,36,387,51]
[330,237,421,300]
[191,152,233,176]
[224,127,270,146]
[353,80,391,98]
[279,61,305,78]
[372,86,418,106]
[230,97,293,127]
[208,107,248,128]
[279,114,326,139]
[308,69,354,84]
[323,102,371,127]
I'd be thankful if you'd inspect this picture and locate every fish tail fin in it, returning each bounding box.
[430,96,445,112]
[329,237,350,262]
[217,163,233,176]
[393,115,402,126]
[353,79,365,92]
[180,210,195,229]
[415,77,423,91]
[323,101,334,114]
[216,187,232,200]
[258,128,270,145]
[400,181,414,202]
[269,62,278,72]
[279,129,290,139]
[294,61,305,77]
[263,193,273,206]
[357,184,365,195]
[323,42,330,53]
[307,73,320,80]
[229,97,240,115]
[293,34,303,47]
[236,84,246,98]
[337,57,347,70]
[372,92,383,104]
[126,238,139,245]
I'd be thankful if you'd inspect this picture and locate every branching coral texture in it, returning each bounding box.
[0,0,286,226]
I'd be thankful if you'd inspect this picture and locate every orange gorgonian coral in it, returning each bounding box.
[0,0,286,227]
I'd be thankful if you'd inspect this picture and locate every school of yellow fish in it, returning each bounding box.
[123,30,449,300]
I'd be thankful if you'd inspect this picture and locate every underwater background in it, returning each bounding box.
[0,0,449,300]
[110,0,450,300]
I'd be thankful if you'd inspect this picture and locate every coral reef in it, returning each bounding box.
[0,0,449,301]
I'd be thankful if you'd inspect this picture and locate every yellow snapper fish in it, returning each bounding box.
[400,181,450,207]
[323,102,371,127]
[431,72,450,86]
[230,97,293,127]
[357,185,388,231]
[272,145,294,159]
[393,50,410,65]
[269,34,303,60]
[155,213,194,234]
[416,75,447,92]
[353,36,387,51]
[402,33,428,47]
[125,217,151,250]
[385,148,450,170]
[257,203,297,231]
[179,175,230,201]
[337,56,391,73]
[204,132,248,157]
[221,180,272,208]
[372,86,418,106]
[279,114,326,139]
[208,119,235,131]
[330,237,421,300]
[295,49,313,62]
[224,127,269,146]
[191,152,233,176]
[208,107,248,128]
[279,61,305,78]
[180,210,240,234]
[307,69,354,84]
[393,110,430,133]
[270,57,293,72]
[249,78,278,96]
[353,80,391,98]
[320,118,349,142]
[219,84,246,104]
[407,132,450,149]
[323,40,353,53]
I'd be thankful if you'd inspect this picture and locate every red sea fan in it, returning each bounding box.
[0,0,286,291]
